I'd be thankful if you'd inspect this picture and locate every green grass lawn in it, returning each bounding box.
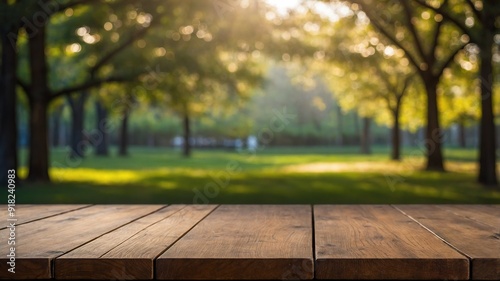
[13,146,500,204]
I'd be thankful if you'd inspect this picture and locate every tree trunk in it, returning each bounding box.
[336,104,343,146]
[51,105,63,147]
[183,113,191,157]
[0,27,19,184]
[391,106,401,161]
[458,120,466,148]
[95,100,109,156]
[360,117,371,154]
[354,112,360,145]
[26,24,50,182]
[118,109,129,156]
[60,117,67,146]
[68,94,87,159]
[27,99,50,182]
[497,124,500,149]
[424,80,445,171]
[477,33,497,186]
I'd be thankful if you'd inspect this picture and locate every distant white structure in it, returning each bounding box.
[235,138,243,151]
[247,135,258,152]
[172,136,183,148]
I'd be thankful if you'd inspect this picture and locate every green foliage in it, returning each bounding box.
[4,0,499,185]
[315,9,423,131]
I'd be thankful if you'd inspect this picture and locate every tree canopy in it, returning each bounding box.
[0,0,498,188]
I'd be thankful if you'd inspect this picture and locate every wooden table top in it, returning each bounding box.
[0,205,498,280]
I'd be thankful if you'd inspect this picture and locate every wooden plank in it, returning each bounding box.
[0,205,164,280]
[156,205,314,280]
[1,205,91,229]
[314,205,469,280]
[56,205,216,280]
[57,206,184,259]
[441,205,500,229]
[397,205,500,280]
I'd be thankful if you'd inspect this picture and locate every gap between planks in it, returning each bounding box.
[55,205,219,280]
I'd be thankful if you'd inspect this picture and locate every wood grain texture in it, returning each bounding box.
[437,205,499,229]
[156,205,314,280]
[0,204,91,229]
[56,205,216,280]
[314,205,469,280]
[0,205,163,280]
[397,205,500,280]
[2,204,497,280]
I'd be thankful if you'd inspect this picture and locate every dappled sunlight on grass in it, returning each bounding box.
[14,146,500,204]
[51,167,213,185]
[155,181,178,190]
[278,159,481,175]
[52,168,142,185]
[446,161,481,174]
[280,161,413,173]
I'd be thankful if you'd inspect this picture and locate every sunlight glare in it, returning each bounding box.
[265,0,302,14]
[266,0,353,22]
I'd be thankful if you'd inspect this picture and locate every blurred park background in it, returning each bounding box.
[1,0,500,204]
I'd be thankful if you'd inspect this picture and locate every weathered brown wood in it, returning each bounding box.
[2,204,497,280]
[314,205,469,280]
[0,204,91,229]
[156,205,314,280]
[397,205,500,280]
[438,205,499,229]
[56,205,216,280]
[0,205,163,280]
[57,206,182,259]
